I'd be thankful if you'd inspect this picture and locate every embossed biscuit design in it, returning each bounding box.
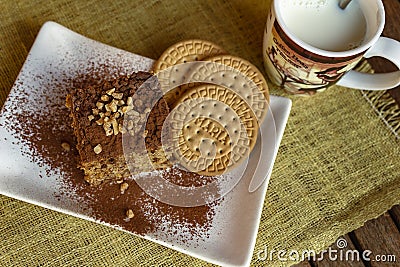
[186,55,270,122]
[153,39,226,107]
[168,84,259,176]
[153,39,226,72]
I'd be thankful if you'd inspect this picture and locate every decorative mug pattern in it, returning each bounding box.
[263,10,365,95]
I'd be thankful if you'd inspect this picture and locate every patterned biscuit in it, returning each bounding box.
[185,55,270,122]
[168,84,258,176]
[153,39,226,107]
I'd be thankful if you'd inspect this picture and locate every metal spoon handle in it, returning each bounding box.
[339,0,352,9]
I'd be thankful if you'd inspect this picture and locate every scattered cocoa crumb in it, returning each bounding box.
[126,209,134,219]
[120,182,129,194]
[61,142,71,152]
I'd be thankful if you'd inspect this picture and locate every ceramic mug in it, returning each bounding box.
[263,0,400,95]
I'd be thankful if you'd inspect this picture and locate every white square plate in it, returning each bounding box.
[0,22,291,267]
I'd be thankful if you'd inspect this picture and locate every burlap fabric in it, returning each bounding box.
[1,0,399,266]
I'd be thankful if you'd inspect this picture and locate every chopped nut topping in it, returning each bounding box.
[103,121,113,136]
[101,95,110,102]
[105,101,118,112]
[127,96,133,106]
[119,124,127,134]
[126,209,134,219]
[106,88,115,95]
[96,117,104,125]
[105,128,113,136]
[89,90,146,137]
[96,102,104,109]
[111,99,119,106]
[111,119,119,135]
[104,103,111,112]
[112,92,124,99]
[121,105,133,114]
[93,144,102,154]
[61,142,70,151]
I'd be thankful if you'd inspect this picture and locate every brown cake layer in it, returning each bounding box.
[66,71,170,185]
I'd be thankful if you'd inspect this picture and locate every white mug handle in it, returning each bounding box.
[337,37,400,90]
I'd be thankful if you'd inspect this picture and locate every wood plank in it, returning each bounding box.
[292,260,313,267]
[389,205,400,230]
[352,213,400,267]
[312,235,365,267]
[368,0,400,105]
[292,2,400,267]
[364,2,400,263]
[380,0,400,239]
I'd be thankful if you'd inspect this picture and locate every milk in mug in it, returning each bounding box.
[279,0,367,51]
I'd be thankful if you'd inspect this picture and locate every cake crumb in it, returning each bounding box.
[126,209,135,219]
[61,142,71,152]
[120,182,129,194]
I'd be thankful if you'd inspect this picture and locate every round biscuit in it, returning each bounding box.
[169,84,258,176]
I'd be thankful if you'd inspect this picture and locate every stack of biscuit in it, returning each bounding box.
[153,40,270,176]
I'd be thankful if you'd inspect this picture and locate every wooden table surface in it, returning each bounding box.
[295,0,400,266]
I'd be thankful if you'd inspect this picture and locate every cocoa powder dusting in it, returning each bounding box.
[1,62,219,242]
[83,166,216,238]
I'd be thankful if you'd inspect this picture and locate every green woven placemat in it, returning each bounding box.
[1,0,399,266]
